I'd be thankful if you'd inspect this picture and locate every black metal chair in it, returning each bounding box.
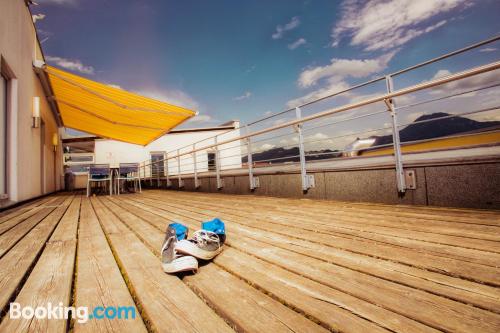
[87,164,112,197]
[115,163,141,194]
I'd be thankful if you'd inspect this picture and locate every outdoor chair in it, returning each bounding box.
[115,163,142,194]
[87,164,112,197]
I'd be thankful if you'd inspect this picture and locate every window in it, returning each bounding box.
[64,164,91,174]
[0,74,6,198]
[150,152,165,177]
[63,153,95,164]
[207,152,216,171]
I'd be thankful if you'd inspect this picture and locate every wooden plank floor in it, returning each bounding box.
[0,190,499,332]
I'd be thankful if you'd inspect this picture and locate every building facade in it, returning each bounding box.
[0,0,63,208]
[63,121,242,188]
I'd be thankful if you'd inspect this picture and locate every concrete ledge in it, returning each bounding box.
[149,161,500,210]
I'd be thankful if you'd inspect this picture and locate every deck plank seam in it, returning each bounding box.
[66,195,82,333]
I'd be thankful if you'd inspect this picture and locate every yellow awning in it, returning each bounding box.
[44,65,196,145]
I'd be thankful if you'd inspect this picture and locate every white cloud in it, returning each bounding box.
[272,117,291,126]
[106,83,122,89]
[233,91,252,101]
[308,132,329,141]
[246,65,256,74]
[428,69,500,96]
[259,143,276,151]
[135,88,199,110]
[45,56,95,75]
[288,38,307,50]
[288,49,398,108]
[331,0,466,51]
[287,77,351,108]
[279,137,299,146]
[479,47,497,53]
[431,69,453,80]
[137,89,217,126]
[186,114,216,124]
[32,14,46,23]
[298,51,396,88]
[272,17,300,39]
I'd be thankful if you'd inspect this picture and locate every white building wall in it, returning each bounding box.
[0,0,63,207]
[94,127,242,177]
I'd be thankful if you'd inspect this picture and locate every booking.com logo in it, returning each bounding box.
[9,302,136,323]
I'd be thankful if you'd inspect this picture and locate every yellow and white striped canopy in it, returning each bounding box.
[45,66,196,145]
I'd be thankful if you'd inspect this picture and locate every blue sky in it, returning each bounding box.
[33,0,500,132]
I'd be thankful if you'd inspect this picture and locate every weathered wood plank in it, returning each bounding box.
[0,195,56,223]
[103,196,329,333]
[0,196,74,314]
[117,196,440,333]
[90,197,233,333]
[0,196,68,256]
[0,197,81,333]
[138,194,500,285]
[132,194,500,313]
[155,190,500,225]
[144,192,500,254]
[118,195,499,312]
[74,197,147,333]
[128,192,500,333]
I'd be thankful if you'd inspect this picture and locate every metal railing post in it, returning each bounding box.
[149,160,153,187]
[295,107,314,191]
[165,152,171,188]
[246,125,258,190]
[193,144,200,189]
[138,162,142,184]
[156,158,160,188]
[385,75,406,193]
[215,136,223,189]
[177,149,184,188]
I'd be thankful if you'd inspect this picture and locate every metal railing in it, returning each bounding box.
[139,36,500,194]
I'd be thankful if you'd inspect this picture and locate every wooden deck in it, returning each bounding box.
[0,190,499,332]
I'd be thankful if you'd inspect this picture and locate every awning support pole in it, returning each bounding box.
[385,75,406,193]
[295,107,314,192]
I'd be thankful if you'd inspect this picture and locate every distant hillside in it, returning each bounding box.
[242,147,341,164]
[372,112,500,146]
[243,113,499,164]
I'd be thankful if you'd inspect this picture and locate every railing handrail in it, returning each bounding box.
[140,60,500,167]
